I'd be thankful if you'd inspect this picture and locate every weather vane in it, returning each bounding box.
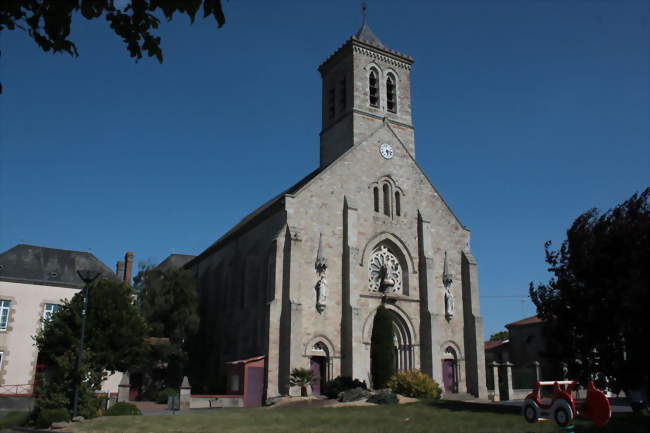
[362,2,368,25]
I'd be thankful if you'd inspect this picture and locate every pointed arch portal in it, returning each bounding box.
[388,309,414,371]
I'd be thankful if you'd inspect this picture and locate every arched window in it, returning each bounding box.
[383,184,390,216]
[369,69,379,108]
[395,191,401,216]
[386,74,396,113]
[373,187,379,212]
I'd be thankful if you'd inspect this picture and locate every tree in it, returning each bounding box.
[35,278,148,417]
[489,331,509,342]
[370,305,395,389]
[529,188,649,401]
[0,1,226,92]
[134,265,199,389]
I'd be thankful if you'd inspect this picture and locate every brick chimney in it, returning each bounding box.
[123,252,134,285]
[116,260,125,280]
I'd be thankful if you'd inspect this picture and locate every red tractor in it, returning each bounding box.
[522,380,611,427]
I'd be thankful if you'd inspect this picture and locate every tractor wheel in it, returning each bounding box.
[523,403,538,423]
[554,405,573,427]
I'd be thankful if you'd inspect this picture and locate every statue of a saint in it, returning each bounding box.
[316,273,328,313]
[315,233,328,313]
[445,288,455,319]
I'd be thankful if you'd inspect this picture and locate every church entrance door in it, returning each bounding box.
[442,359,457,393]
[310,357,326,395]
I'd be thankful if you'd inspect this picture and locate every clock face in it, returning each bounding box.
[380,143,394,159]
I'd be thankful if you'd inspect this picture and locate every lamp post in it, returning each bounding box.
[72,270,100,418]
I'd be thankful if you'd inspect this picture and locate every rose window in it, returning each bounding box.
[368,246,402,294]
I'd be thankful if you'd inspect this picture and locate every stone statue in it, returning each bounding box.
[315,233,328,313]
[445,289,455,319]
[315,273,328,313]
[443,251,455,320]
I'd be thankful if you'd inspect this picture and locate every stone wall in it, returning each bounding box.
[187,206,286,394]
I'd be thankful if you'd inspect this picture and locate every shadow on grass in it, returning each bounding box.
[428,400,521,415]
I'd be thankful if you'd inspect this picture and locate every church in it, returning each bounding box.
[186,20,487,402]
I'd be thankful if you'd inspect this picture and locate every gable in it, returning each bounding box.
[289,121,466,231]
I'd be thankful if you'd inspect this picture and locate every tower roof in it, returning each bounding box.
[355,22,384,49]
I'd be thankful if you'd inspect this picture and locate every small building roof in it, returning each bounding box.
[484,340,509,351]
[156,254,196,272]
[0,244,118,288]
[505,315,543,328]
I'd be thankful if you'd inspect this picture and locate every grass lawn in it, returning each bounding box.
[68,401,648,433]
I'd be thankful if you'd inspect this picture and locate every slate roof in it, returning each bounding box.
[157,254,196,272]
[187,168,321,266]
[355,23,384,49]
[505,315,543,328]
[484,340,509,351]
[0,244,118,288]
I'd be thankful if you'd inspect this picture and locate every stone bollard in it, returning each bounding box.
[504,362,514,401]
[180,376,191,411]
[489,362,500,402]
[117,372,130,403]
[533,361,541,382]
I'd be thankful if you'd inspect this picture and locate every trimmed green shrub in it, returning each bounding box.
[156,387,179,404]
[35,407,70,428]
[325,376,367,399]
[367,390,398,405]
[371,305,395,389]
[387,370,442,399]
[105,402,142,416]
[0,411,29,429]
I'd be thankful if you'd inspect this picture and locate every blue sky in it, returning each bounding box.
[1,0,648,338]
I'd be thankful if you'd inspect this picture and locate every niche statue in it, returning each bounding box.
[315,234,328,313]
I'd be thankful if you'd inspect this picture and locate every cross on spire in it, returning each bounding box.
[362,2,368,25]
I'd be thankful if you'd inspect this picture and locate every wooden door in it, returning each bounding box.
[442,360,455,393]
[310,357,322,395]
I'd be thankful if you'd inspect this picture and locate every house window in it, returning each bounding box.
[386,74,396,113]
[369,69,379,108]
[373,187,379,212]
[339,77,346,111]
[0,300,10,331]
[395,191,401,216]
[42,303,60,328]
[383,184,390,216]
[328,86,336,119]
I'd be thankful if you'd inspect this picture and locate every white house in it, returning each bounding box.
[0,244,132,400]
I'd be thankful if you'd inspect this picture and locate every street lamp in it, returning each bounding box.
[72,270,101,418]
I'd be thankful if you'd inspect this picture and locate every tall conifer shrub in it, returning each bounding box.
[371,305,395,389]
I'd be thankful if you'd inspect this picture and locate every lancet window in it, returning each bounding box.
[369,69,379,108]
[386,73,396,113]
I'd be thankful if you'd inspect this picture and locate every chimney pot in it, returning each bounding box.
[123,252,134,285]
[116,260,125,279]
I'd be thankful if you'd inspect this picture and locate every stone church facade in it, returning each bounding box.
[186,23,487,400]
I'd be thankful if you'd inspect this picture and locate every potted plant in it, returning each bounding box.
[289,368,314,397]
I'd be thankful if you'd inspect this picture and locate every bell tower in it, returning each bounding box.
[318,8,415,168]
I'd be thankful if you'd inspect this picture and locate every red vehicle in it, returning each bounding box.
[522,380,611,427]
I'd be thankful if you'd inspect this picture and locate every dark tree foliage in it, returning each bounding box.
[0,1,225,92]
[529,188,649,394]
[489,331,509,342]
[134,265,199,388]
[371,304,395,389]
[35,278,148,416]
